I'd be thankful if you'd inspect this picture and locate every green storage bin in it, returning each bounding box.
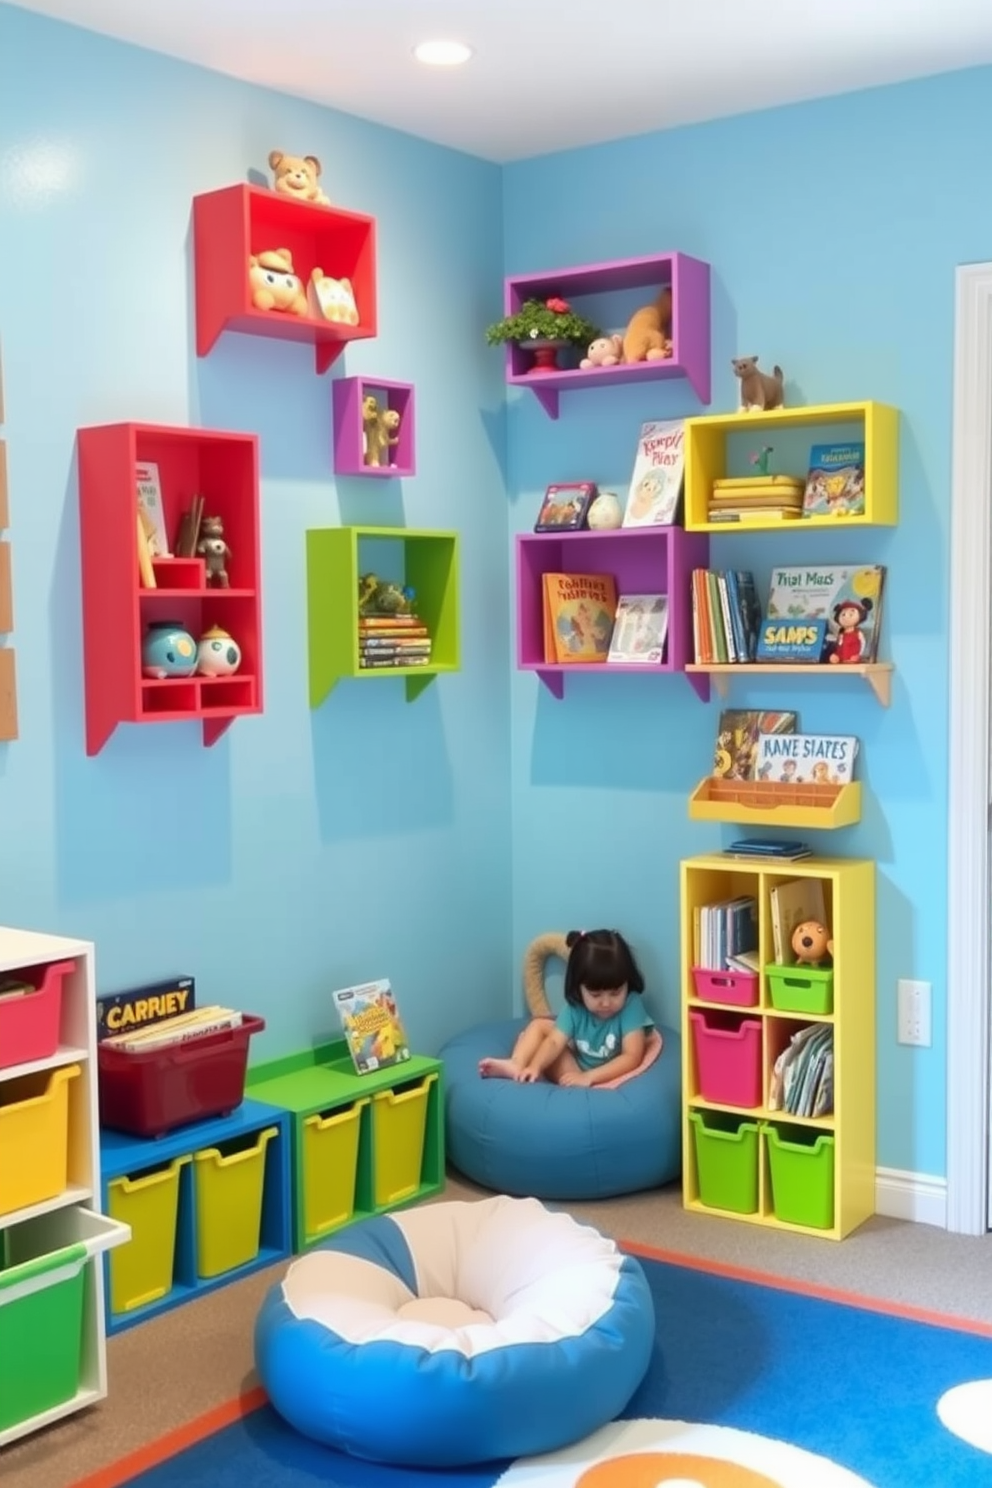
[765,1122,835,1229]
[0,1238,88,1431]
[689,1108,760,1214]
[765,963,834,1015]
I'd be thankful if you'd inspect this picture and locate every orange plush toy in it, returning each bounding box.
[248,249,308,315]
[622,288,673,363]
[268,150,330,206]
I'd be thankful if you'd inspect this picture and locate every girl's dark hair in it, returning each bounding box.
[563,929,645,1006]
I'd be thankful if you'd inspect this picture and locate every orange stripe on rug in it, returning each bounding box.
[621,1238,992,1339]
[70,1385,268,1488]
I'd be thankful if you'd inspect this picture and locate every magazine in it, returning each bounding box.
[332,978,411,1075]
[607,594,669,664]
[622,419,685,527]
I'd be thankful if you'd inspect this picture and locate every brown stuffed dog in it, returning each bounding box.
[622,288,673,363]
[732,356,785,412]
[268,150,330,206]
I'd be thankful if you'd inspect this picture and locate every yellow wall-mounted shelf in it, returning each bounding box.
[685,662,893,707]
[688,778,862,829]
[683,401,899,531]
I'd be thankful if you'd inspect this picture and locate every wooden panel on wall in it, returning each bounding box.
[0,648,18,740]
[0,543,12,634]
[0,441,6,531]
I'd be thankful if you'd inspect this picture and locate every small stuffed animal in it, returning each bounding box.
[377,408,402,464]
[308,269,359,324]
[196,516,231,588]
[362,395,382,465]
[622,288,673,363]
[249,249,308,315]
[732,356,785,412]
[580,334,622,369]
[792,920,834,967]
[268,150,330,205]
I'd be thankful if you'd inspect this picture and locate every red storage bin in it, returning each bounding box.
[98,1014,265,1138]
[689,1008,763,1108]
[0,961,77,1072]
[691,967,759,1008]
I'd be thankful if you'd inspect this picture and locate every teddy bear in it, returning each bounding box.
[791,920,833,967]
[622,288,673,362]
[196,515,231,588]
[268,150,330,206]
[580,333,622,369]
[248,249,308,315]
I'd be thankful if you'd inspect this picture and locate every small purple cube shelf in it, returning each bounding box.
[332,376,416,477]
[504,253,711,419]
[516,526,711,700]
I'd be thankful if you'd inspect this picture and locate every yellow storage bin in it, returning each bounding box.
[372,1073,438,1208]
[302,1098,368,1244]
[0,1064,80,1217]
[106,1156,190,1313]
[192,1126,278,1279]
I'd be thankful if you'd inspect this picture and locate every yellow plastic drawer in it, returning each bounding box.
[193,1126,278,1279]
[0,1065,80,1216]
[106,1157,189,1314]
[371,1074,437,1208]
[302,1099,368,1244]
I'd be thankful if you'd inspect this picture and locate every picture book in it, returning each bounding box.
[542,572,618,664]
[712,709,797,782]
[755,616,829,663]
[765,565,885,663]
[606,593,669,664]
[769,878,827,964]
[534,482,597,533]
[135,461,171,557]
[755,732,859,785]
[622,419,685,528]
[332,978,411,1075]
[96,976,195,1042]
[802,442,866,518]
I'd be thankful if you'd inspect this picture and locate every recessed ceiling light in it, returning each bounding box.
[414,39,473,67]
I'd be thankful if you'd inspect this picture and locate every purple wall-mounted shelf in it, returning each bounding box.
[503,253,711,419]
[332,377,416,477]
[516,525,711,699]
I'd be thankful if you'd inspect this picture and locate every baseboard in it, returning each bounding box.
[875,1166,947,1228]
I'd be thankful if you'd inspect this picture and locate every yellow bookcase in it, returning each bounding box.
[680,853,875,1241]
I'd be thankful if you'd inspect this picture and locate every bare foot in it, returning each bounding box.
[478,1056,522,1080]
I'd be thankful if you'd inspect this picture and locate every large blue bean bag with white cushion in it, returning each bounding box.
[254,1195,655,1467]
[441,1017,682,1201]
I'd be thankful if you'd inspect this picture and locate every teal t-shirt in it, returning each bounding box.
[555,997,651,1071]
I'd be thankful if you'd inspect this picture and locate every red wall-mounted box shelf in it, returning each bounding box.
[193,184,377,375]
[77,422,263,755]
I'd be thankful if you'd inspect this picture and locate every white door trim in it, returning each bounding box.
[946,262,992,1235]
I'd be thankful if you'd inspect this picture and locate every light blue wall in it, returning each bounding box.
[505,67,992,1178]
[0,4,513,1060]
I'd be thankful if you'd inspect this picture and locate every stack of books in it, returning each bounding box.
[101,1005,242,1054]
[768,1024,834,1117]
[691,568,761,664]
[708,475,806,524]
[359,613,432,670]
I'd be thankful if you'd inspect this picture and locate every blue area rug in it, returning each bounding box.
[120,1251,992,1488]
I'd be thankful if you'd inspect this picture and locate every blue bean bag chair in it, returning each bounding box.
[255,1195,655,1467]
[439,933,682,1202]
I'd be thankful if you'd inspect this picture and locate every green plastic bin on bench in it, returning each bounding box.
[765,1122,835,1229]
[689,1108,760,1214]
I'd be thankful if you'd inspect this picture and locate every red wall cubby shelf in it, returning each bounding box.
[332,377,416,478]
[78,423,263,755]
[516,526,711,700]
[193,184,377,375]
[503,252,711,419]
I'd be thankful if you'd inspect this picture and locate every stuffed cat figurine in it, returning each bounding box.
[732,356,785,412]
[308,269,359,324]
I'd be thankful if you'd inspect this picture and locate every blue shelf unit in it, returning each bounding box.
[99,1097,292,1336]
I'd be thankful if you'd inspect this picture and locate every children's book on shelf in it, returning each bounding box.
[135,461,170,557]
[708,475,805,524]
[755,732,859,785]
[765,565,885,663]
[622,419,684,528]
[96,976,196,1041]
[693,894,758,971]
[102,1006,242,1054]
[534,482,597,533]
[542,571,618,664]
[691,569,760,664]
[712,709,797,782]
[802,442,866,518]
[606,594,669,664]
[769,1024,833,1116]
[332,978,412,1075]
[769,878,828,964]
[724,839,812,860]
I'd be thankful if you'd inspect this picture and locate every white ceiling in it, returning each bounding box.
[12,0,992,162]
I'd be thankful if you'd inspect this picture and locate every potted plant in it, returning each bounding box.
[485,296,600,373]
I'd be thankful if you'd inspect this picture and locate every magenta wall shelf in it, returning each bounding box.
[516,526,710,700]
[503,253,711,418]
[332,377,415,477]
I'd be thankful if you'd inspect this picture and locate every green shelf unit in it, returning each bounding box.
[306,526,460,704]
[245,1039,444,1253]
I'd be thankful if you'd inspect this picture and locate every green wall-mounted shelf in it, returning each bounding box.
[306,526,460,704]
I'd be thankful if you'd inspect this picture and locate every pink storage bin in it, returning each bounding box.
[689,1008,763,1108]
[0,960,77,1072]
[692,967,759,1008]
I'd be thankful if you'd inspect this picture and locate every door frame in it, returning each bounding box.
[946,262,992,1234]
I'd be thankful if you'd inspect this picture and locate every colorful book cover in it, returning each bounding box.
[712,709,797,782]
[534,481,597,533]
[332,978,412,1075]
[764,565,885,663]
[802,442,866,518]
[135,460,171,557]
[606,594,669,664]
[622,419,685,528]
[96,976,195,1042]
[542,572,618,663]
[755,616,829,663]
[755,732,859,785]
